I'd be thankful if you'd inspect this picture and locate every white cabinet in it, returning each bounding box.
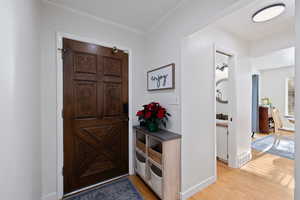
[216,124,228,162]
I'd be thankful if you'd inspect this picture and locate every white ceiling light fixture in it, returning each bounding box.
[252,3,286,23]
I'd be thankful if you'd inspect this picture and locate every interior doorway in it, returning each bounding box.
[62,38,129,194]
[215,50,231,164]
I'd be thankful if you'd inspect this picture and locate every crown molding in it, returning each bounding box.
[147,0,188,33]
[42,0,145,35]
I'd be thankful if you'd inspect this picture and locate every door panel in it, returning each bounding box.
[103,57,122,76]
[103,83,122,117]
[63,38,129,194]
[74,81,97,119]
[74,52,97,74]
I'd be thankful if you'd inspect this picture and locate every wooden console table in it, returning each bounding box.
[133,126,181,200]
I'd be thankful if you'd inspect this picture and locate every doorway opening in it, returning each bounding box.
[215,50,232,165]
[252,46,295,159]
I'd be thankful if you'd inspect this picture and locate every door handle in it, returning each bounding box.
[123,103,128,114]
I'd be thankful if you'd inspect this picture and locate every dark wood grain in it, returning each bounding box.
[259,106,270,133]
[63,38,129,194]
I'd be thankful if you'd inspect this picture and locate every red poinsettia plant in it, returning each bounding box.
[136,102,171,130]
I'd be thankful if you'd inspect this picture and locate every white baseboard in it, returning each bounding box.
[43,176,217,200]
[180,176,216,200]
[236,151,252,168]
[42,192,57,200]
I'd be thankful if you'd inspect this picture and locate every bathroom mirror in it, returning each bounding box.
[216,78,229,104]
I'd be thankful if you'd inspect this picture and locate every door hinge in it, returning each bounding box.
[227,131,229,135]
[61,109,64,118]
[227,154,229,159]
[62,166,64,176]
[58,48,68,59]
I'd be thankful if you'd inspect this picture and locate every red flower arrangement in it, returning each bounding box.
[136,102,171,131]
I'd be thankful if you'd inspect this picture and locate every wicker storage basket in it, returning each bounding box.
[148,144,162,164]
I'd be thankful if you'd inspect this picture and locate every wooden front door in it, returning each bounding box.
[63,38,129,194]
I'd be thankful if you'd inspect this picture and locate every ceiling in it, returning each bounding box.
[45,0,184,33]
[252,47,294,70]
[215,0,295,42]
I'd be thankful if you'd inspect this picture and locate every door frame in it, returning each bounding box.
[56,32,134,199]
[214,45,238,168]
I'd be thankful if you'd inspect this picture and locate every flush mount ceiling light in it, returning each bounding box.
[252,3,286,23]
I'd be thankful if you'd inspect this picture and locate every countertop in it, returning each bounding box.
[133,126,181,141]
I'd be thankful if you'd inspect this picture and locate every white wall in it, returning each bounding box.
[295,1,300,199]
[40,1,255,199]
[40,2,146,199]
[0,1,41,200]
[250,28,295,57]
[234,52,252,164]
[252,47,295,71]
[145,0,253,134]
[40,0,284,198]
[182,25,252,196]
[144,0,253,198]
[260,67,295,128]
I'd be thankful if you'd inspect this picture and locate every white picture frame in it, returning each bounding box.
[147,63,175,91]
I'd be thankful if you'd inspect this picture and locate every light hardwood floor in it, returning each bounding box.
[130,134,294,200]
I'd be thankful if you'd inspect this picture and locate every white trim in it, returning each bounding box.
[42,0,253,36]
[285,77,289,116]
[56,32,134,200]
[180,176,217,200]
[56,34,64,200]
[43,0,144,35]
[227,53,238,169]
[150,0,253,35]
[41,192,57,200]
[235,151,252,168]
[148,0,188,33]
[285,77,295,116]
[259,65,295,72]
[213,44,218,181]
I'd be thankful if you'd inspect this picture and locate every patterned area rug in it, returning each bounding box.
[65,178,143,200]
[251,135,295,160]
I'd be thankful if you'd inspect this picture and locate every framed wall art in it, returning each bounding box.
[147,63,175,91]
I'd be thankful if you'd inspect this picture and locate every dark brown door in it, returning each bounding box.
[63,38,129,194]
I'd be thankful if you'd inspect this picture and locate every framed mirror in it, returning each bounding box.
[216,78,229,104]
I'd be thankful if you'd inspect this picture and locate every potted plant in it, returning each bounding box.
[136,102,171,132]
